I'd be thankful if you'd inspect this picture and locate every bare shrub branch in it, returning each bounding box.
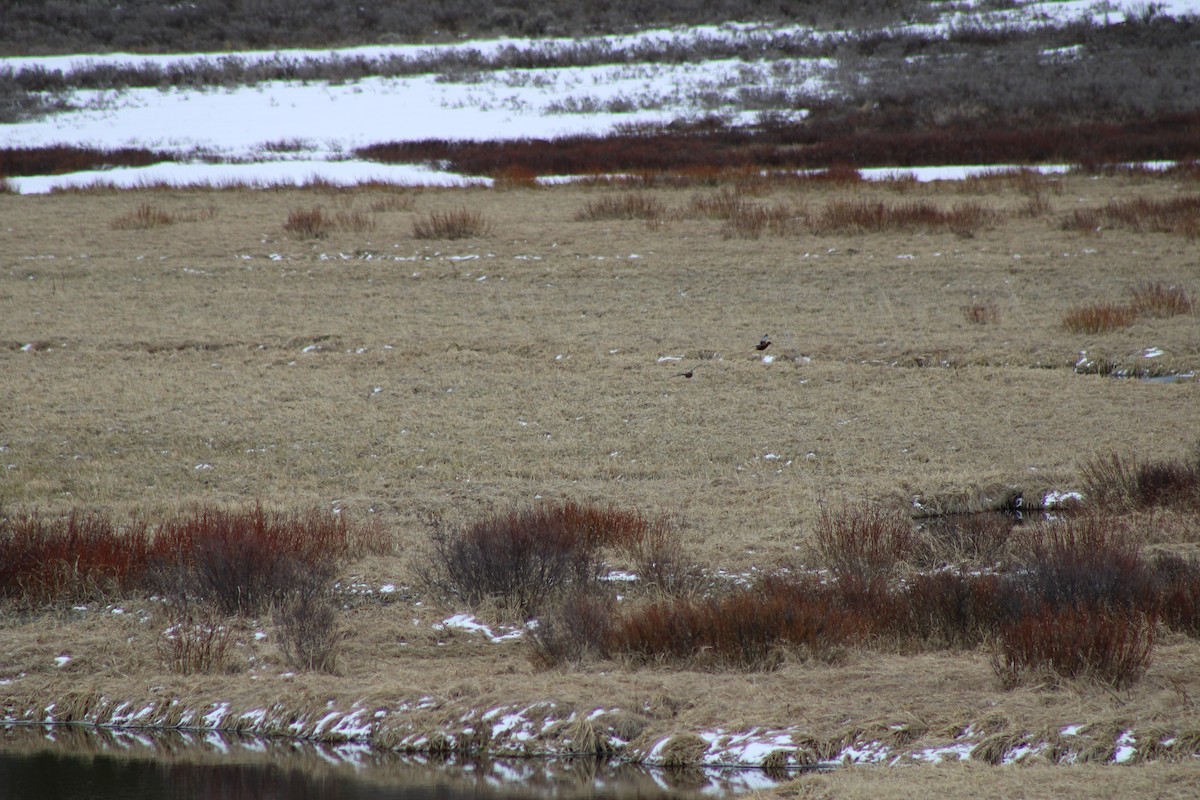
[814,503,918,580]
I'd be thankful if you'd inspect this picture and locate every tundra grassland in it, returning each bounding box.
[2,173,1199,795]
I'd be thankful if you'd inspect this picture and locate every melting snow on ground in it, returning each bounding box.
[4,1,1200,192]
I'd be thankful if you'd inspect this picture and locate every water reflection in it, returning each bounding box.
[1,724,780,799]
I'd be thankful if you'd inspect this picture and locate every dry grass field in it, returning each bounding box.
[2,170,1200,794]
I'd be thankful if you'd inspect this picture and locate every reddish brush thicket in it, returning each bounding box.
[534,501,1193,687]
[995,605,1155,690]
[1009,514,1152,613]
[1128,281,1194,317]
[1061,302,1139,334]
[420,500,669,617]
[0,506,354,612]
[605,576,862,669]
[150,505,350,616]
[1082,451,1200,511]
[814,503,917,580]
[0,512,151,604]
[356,114,1200,177]
[0,145,174,177]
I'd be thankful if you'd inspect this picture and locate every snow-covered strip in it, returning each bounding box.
[699,727,802,766]
[7,159,480,195]
[5,694,1199,768]
[1043,489,1084,508]
[311,708,375,741]
[105,701,159,727]
[9,0,1200,76]
[434,613,526,643]
[202,702,232,729]
[1113,730,1137,763]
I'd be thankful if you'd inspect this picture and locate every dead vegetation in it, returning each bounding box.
[1,176,1199,778]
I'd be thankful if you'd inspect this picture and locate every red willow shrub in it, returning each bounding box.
[149,505,350,616]
[1061,303,1138,334]
[0,145,174,177]
[356,114,1200,178]
[905,571,1008,648]
[814,502,917,580]
[994,605,1155,690]
[605,576,862,669]
[0,511,151,605]
[1081,450,1200,511]
[1009,514,1153,614]
[419,500,668,618]
[1150,553,1200,636]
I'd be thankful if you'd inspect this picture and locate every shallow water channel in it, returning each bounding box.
[0,724,783,799]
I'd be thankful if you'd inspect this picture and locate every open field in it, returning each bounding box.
[2,172,1200,791]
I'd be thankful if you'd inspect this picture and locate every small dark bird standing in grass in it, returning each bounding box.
[756,334,771,351]
[673,365,700,378]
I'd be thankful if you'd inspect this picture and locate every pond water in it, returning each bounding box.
[0,724,784,799]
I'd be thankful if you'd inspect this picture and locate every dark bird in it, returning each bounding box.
[755,334,771,351]
[673,365,700,378]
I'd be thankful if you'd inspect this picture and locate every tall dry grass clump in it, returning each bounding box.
[1061,208,1103,234]
[273,582,346,673]
[284,206,378,237]
[573,192,665,222]
[1101,195,1200,238]
[412,207,491,239]
[111,202,174,229]
[1128,281,1193,318]
[721,202,799,238]
[157,596,234,675]
[812,199,994,236]
[1061,302,1138,334]
[962,302,999,325]
[333,208,376,233]
[284,206,331,238]
[1081,449,1200,511]
[688,187,747,219]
